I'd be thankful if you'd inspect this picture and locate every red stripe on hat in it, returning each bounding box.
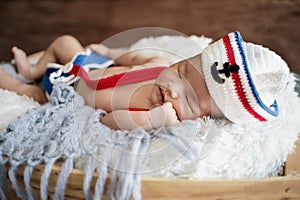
[223,35,266,121]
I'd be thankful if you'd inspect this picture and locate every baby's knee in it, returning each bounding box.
[54,35,80,46]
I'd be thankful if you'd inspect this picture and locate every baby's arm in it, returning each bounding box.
[87,44,169,66]
[101,102,179,130]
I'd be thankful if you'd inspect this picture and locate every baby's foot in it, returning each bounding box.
[19,84,47,104]
[11,46,32,79]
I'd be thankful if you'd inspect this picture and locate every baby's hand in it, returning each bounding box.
[149,102,180,128]
[161,102,180,126]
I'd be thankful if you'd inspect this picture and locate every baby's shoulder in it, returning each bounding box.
[131,62,169,70]
[88,62,168,79]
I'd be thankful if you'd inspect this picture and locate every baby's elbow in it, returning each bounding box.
[124,52,140,64]
[148,56,169,65]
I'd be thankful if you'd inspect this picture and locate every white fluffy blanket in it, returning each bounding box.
[0,35,299,179]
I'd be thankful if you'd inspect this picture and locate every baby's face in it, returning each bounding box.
[152,55,213,120]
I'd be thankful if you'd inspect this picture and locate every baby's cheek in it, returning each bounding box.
[170,99,182,120]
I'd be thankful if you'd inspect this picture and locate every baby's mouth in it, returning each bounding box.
[159,87,165,103]
[159,87,181,120]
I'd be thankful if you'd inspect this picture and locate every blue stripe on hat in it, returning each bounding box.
[233,31,279,117]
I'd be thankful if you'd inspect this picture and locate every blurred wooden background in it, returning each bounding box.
[0,0,299,73]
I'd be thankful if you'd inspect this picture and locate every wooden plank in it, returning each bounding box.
[285,134,300,176]
[141,176,300,200]
[5,164,300,200]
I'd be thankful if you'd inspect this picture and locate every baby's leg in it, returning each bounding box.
[13,35,85,80]
[0,69,47,104]
[89,44,168,66]
[87,43,126,60]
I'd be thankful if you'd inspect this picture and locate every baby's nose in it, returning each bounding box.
[170,89,178,99]
[163,88,178,100]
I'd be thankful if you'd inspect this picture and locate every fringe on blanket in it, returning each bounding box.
[0,83,200,200]
[0,83,149,200]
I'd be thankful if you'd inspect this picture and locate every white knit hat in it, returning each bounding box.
[201,31,290,124]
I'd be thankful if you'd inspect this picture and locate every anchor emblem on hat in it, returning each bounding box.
[211,62,240,84]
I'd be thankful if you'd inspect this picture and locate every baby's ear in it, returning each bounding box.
[210,98,224,118]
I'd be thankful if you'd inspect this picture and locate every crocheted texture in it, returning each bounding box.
[0,84,145,199]
[201,32,290,124]
[0,83,202,200]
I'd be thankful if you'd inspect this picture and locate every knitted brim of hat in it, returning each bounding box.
[201,31,288,124]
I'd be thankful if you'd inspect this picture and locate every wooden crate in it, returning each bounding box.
[5,136,300,200]
[3,53,300,199]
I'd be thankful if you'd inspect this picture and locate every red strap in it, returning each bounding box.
[69,64,167,90]
[126,107,150,111]
[68,65,167,112]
